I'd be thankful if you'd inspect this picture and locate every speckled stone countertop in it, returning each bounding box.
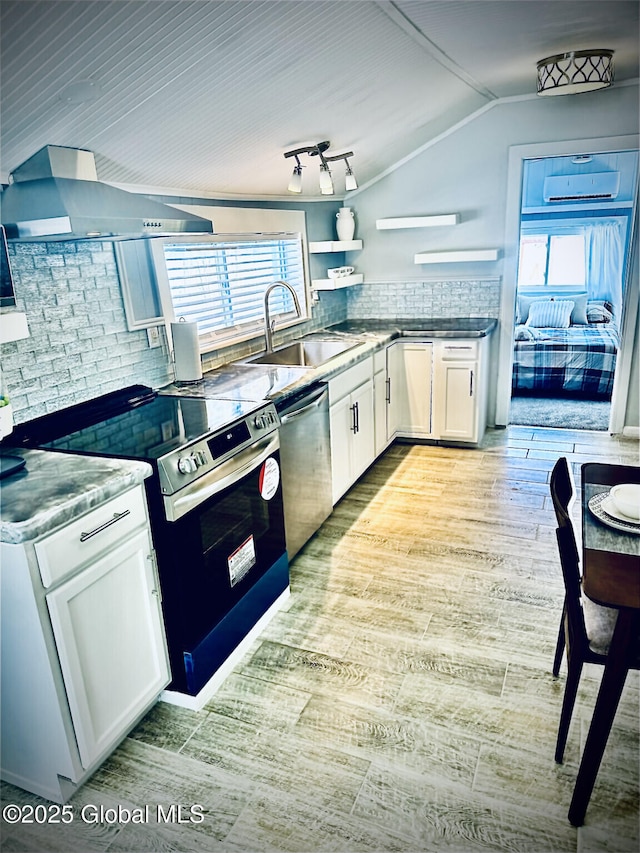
[327,318,497,338]
[0,449,152,545]
[160,318,497,406]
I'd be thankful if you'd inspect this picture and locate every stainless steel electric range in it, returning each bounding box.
[7,385,289,700]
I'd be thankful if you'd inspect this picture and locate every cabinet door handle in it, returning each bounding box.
[469,370,474,397]
[355,401,359,433]
[350,403,357,433]
[385,377,391,404]
[80,509,131,542]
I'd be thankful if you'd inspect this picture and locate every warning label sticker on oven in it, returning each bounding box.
[228,535,256,587]
[259,457,280,501]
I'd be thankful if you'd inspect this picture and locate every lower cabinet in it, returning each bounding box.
[327,334,491,504]
[373,355,389,457]
[46,529,169,770]
[329,358,375,504]
[387,341,433,439]
[432,338,489,444]
[0,484,170,802]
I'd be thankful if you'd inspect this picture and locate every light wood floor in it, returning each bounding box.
[2,427,639,853]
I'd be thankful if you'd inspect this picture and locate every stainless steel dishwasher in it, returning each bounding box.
[277,383,333,559]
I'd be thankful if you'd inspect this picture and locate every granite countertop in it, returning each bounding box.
[160,318,497,406]
[327,318,497,338]
[0,449,153,545]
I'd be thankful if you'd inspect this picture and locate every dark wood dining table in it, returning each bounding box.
[568,462,640,827]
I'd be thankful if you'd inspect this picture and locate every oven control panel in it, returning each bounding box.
[157,402,280,495]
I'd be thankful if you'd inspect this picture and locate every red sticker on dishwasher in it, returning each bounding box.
[259,457,280,500]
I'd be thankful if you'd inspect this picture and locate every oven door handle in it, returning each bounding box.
[164,433,280,522]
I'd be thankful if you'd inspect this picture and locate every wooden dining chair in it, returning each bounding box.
[549,457,639,763]
[550,457,574,679]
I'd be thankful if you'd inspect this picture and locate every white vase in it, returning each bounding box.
[336,207,355,242]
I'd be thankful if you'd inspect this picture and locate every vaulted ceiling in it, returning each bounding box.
[1,1,638,198]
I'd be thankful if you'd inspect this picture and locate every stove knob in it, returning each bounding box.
[195,449,208,466]
[177,455,197,474]
[254,415,265,429]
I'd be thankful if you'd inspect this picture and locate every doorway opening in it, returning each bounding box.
[508,148,638,432]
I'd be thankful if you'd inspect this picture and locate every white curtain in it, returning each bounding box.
[583,220,624,317]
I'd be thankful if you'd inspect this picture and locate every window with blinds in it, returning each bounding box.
[159,233,308,349]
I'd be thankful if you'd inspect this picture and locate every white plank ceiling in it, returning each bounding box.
[1,1,638,198]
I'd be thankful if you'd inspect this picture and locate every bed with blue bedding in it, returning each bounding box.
[511,297,619,399]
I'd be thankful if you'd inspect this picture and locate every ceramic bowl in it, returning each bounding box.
[609,483,640,520]
[327,266,354,279]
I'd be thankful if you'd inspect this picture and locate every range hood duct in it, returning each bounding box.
[1,146,214,241]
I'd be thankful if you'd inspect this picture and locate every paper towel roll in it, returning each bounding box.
[172,320,202,383]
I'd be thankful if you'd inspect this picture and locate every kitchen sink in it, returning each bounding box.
[247,339,360,367]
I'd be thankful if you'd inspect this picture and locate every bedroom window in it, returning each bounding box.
[153,233,309,351]
[518,233,585,287]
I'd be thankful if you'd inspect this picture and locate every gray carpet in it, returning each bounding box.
[509,395,611,431]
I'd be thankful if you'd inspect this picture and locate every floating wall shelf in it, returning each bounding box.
[308,239,363,253]
[376,214,459,230]
[312,274,364,291]
[414,249,499,264]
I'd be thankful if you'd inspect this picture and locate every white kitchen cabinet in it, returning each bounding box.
[432,338,489,444]
[373,348,390,457]
[386,341,434,439]
[47,529,169,769]
[1,485,170,802]
[329,358,375,504]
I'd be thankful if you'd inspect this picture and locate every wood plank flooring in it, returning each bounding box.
[2,426,639,853]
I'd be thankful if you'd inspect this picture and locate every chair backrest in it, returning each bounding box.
[556,522,588,648]
[551,457,588,650]
[550,457,574,528]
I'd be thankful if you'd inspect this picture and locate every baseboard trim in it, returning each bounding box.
[622,426,640,439]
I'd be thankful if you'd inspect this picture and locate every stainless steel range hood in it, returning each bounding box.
[1,146,214,241]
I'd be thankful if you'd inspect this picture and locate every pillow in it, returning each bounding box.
[516,295,547,325]
[517,292,588,325]
[567,292,588,325]
[587,303,614,324]
[526,299,575,328]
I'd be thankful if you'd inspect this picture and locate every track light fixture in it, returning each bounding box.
[284,141,357,195]
[287,156,303,193]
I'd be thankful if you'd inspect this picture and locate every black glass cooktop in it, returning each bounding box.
[7,386,262,461]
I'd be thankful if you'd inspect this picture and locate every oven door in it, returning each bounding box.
[155,433,288,695]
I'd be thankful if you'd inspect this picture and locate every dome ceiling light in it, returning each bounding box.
[536,49,614,96]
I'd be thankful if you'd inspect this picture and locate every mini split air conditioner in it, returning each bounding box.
[543,172,620,202]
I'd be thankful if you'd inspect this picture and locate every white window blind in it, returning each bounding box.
[161,233,307,348]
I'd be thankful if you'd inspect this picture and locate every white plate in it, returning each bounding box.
[588,492,640,535]
[609,484,640,521]
[601,495,640,523]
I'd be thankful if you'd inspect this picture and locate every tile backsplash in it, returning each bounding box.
[2,241,174,425]
[347,278,502,319]
[1,241,348,425]
[2,242,501,428]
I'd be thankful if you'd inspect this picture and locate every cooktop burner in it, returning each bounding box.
[7,385,267,462]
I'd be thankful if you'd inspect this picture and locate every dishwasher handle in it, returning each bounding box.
[279,385,328,425]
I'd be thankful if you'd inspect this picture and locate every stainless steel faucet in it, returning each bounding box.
[263,280,302,352]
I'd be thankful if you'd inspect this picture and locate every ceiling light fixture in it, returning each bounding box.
[287,156,303,193]
[326,152,357,192]
[536,49,614,96]
[284,141,357,195]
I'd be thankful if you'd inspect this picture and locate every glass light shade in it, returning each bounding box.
[319,165,334,195]
[536,50,614,96]
[288,165,303,193]
[345,167,358,191]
